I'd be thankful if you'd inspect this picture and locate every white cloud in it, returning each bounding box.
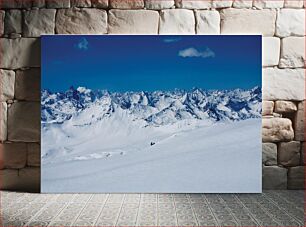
[76,38,89,50]
[178,47,215,58]
[163,37,182,43]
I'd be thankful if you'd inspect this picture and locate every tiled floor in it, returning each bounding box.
[1,190,304,226]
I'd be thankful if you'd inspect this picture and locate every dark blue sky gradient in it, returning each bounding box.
[42,35,262,92]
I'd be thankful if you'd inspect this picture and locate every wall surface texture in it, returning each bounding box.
[0,0,305,192]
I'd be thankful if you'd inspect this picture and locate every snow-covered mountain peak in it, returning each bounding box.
[41,86,262,126]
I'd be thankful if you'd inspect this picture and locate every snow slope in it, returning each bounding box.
[41,118,261,193]
[41,87,262,193]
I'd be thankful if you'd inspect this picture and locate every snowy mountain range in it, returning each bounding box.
[41,86,262,126]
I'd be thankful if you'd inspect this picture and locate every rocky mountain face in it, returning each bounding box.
[41,86,262,126]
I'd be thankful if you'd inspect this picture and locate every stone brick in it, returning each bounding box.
[301,142,305,165]
[232,0,253,8]
[263,166,287,189]
[91,0,108,8]
[276,9,305,37]
[0,38,40,69]
[145,0,175,9]
[273,113,282,118]
[46,0,70,8]
[175,0,212,9]
[0,69,15,102]
[262,143,277,166]
[56,8,107,34]
[294,101,305,141]
[280,37,305,68]
[0,142,27,169]
[0,0,32,9]
[0,102,7,142]
[195,10,220,34]
[288,166,304,189]
[7,33,21,39]
[262,37,280,67]
[159,9,195,34]
[0,169,18,190]
[262,101,274,116]
[4,9,22,34]
[71,0,91,7]
[23,9,56,37]
[262,118,294,142]
[32,0,46,8]
[220,9,276,36]
[109,10,159,34]
[263,116,273,119]
[212,0,233,8]
[109,0,144,8]
[20,167,40,192]
[27,143,40,167]
[284,0,304,8]
[8,102,40,142]
[263,68,305,101]
[278,141,301,166]
[253,0,284,8]
[15,69,40,101]
[0,10,4,35]
[274,101,297,113]
[0,168,40,192]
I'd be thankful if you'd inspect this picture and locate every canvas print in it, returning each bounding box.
[41,35,262,193]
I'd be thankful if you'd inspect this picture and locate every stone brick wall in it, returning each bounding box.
[0,0,305,192]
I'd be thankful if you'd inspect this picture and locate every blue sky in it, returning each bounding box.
[42,35,261,92]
